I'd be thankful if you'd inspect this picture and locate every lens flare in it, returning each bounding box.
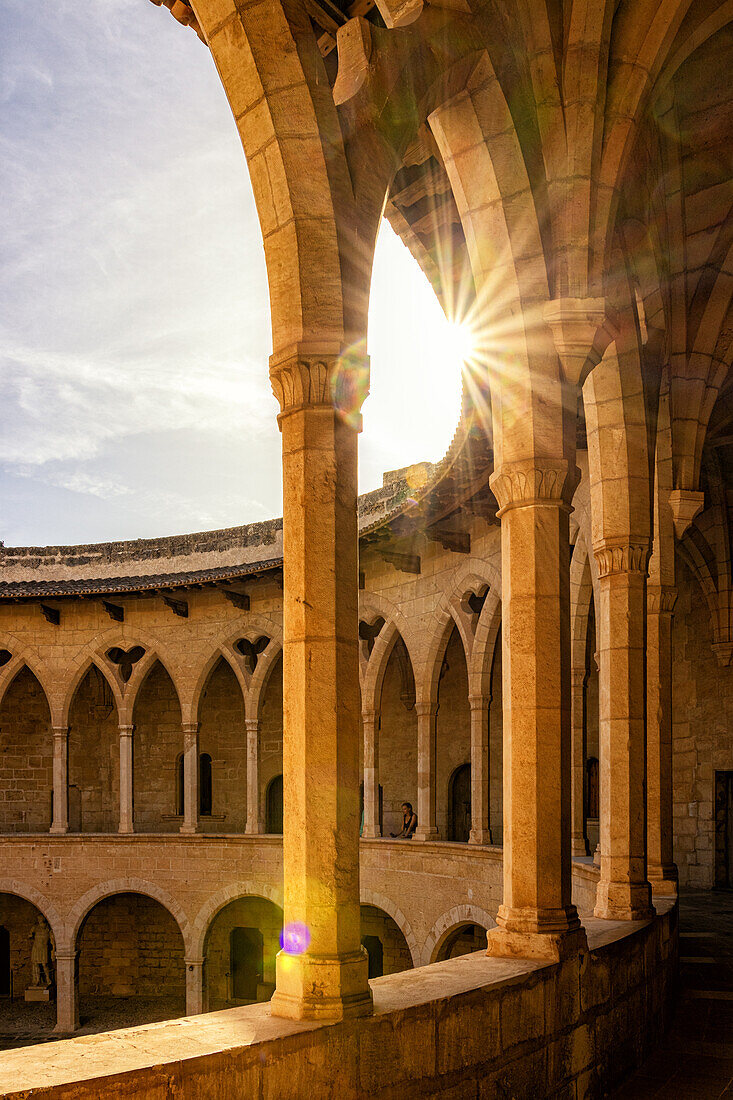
[280,921,311,955]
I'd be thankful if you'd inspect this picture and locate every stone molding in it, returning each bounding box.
[647,586,678,614]
[543,297,617,387]
[669,489,705,538]
[594,543,650,578]
[489,459,576,515]
[269,347,370,425]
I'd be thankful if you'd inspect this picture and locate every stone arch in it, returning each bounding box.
[247,638,284,723]
[188,649,247,727]
[416,606,470,710]
[422,904,497,966]
[570,535,595,676]
[362,621,412,718]
[65,878,191,955]
[59,657,123,728]
[0,649,61,726]
[190,882,284,961]
[358,594,420,681]
[0,880,64,948]
[76,627,183,726]
[359,888,420,969]
[467,587,502,700]
[125,651,183,726]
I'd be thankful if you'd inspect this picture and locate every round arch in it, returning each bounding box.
[190,882,284,961]
[422,904,496,966]
[359,888,420,968]
[0,880,65,948]
[65,878,191,954]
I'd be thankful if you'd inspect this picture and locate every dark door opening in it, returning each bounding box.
[448,763,471,842]
[230,926,263,1001]
[0,927,9,997]
[361,934,384,979]
[715,771,733,888]
[266,775,283,835]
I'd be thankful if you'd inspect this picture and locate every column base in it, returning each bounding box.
[49,824,69,836]
[594,880,655,921]
[413,826,439,842]
[179,824,201,835]
[486,908,587,962]
[648,863,678,897]
[571,836,589,858]
[271,949,372,1021]
[469,828,492,845]
[118,825,134,835]
[361,826,382,839]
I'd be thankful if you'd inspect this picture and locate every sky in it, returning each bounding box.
[0,0,465,547]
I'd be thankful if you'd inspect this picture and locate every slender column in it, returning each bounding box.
[180,722,200,835]
[570,670,588,856]
[185,956,205,1015]
[50,726,69,835]
[485,459,585,961]
[245,718,261,835]
[414,703,439,840]
[647,585,678,894]
[54,950,79,1034]
[362,710,380,838]
[469,694,491,845]
[593,545,654,920]
[269,347,371,1022]
[118,725,134,834]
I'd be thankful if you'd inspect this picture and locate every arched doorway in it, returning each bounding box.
[266,775,283,834]
[203,897,283,1010]
[360,905,413,977]
[77,893,185,1030]
[448,763,471,842]
[434,923,488,962]
[0,894,57,1043]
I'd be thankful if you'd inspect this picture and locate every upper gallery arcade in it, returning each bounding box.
[0,0,730,1096]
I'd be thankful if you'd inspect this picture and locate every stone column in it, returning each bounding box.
[486,459,585,960]
[180,722,200,835]
[414,703,439,840]
[185,956,205,1015]
[570,670,588,857]
[469,694,491,845]
[118,725,134,834]
[245,718,261,835]
[362,710,380,838]
[269,347,371,1022]
[50,726,69,835]
[647,585,678,894]
[54,950,79,1034]
[593,545,655,920]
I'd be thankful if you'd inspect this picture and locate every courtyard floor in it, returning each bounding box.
[613,890,733,1099]
[0,996,185,1051]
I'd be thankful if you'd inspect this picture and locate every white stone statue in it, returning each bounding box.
[29,916,54,988]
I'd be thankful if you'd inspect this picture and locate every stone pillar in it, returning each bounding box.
[185,956,205,1015]
[414,703,439,840]
[54,950,79,1034]
[50,726,69,835]
[245,718,261,835]
[469,694,491,845]
[362,710,380,838]
[647,585,678,895]
[118,725,134,834]
[593,545,655,920]
[180,722,200,835]
[570,670,588,856]
[269,347,371,1022]
[486,459,585,960]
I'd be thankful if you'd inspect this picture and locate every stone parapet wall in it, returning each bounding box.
[0,901,677,1099]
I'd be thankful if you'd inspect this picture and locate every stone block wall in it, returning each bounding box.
[132,663,183,833]
[78,893,185,998]
[199,658,247,833]
[0,668,52,833]
[69,668,119,833]
[672,560,733,888]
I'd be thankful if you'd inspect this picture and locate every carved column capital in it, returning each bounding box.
[543,297,618,386]
[489,459,578,516]
[245,718,259,734]
[52,726,69,739]
[269,343,370,428]
[118,724,134,738]
[570,668,587,690]
[468,694,490,713]
[182,722,199,742]
[647,585,678,614]
[669,489,704,538]
[414,701,437,719]
[593,542,650,578]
